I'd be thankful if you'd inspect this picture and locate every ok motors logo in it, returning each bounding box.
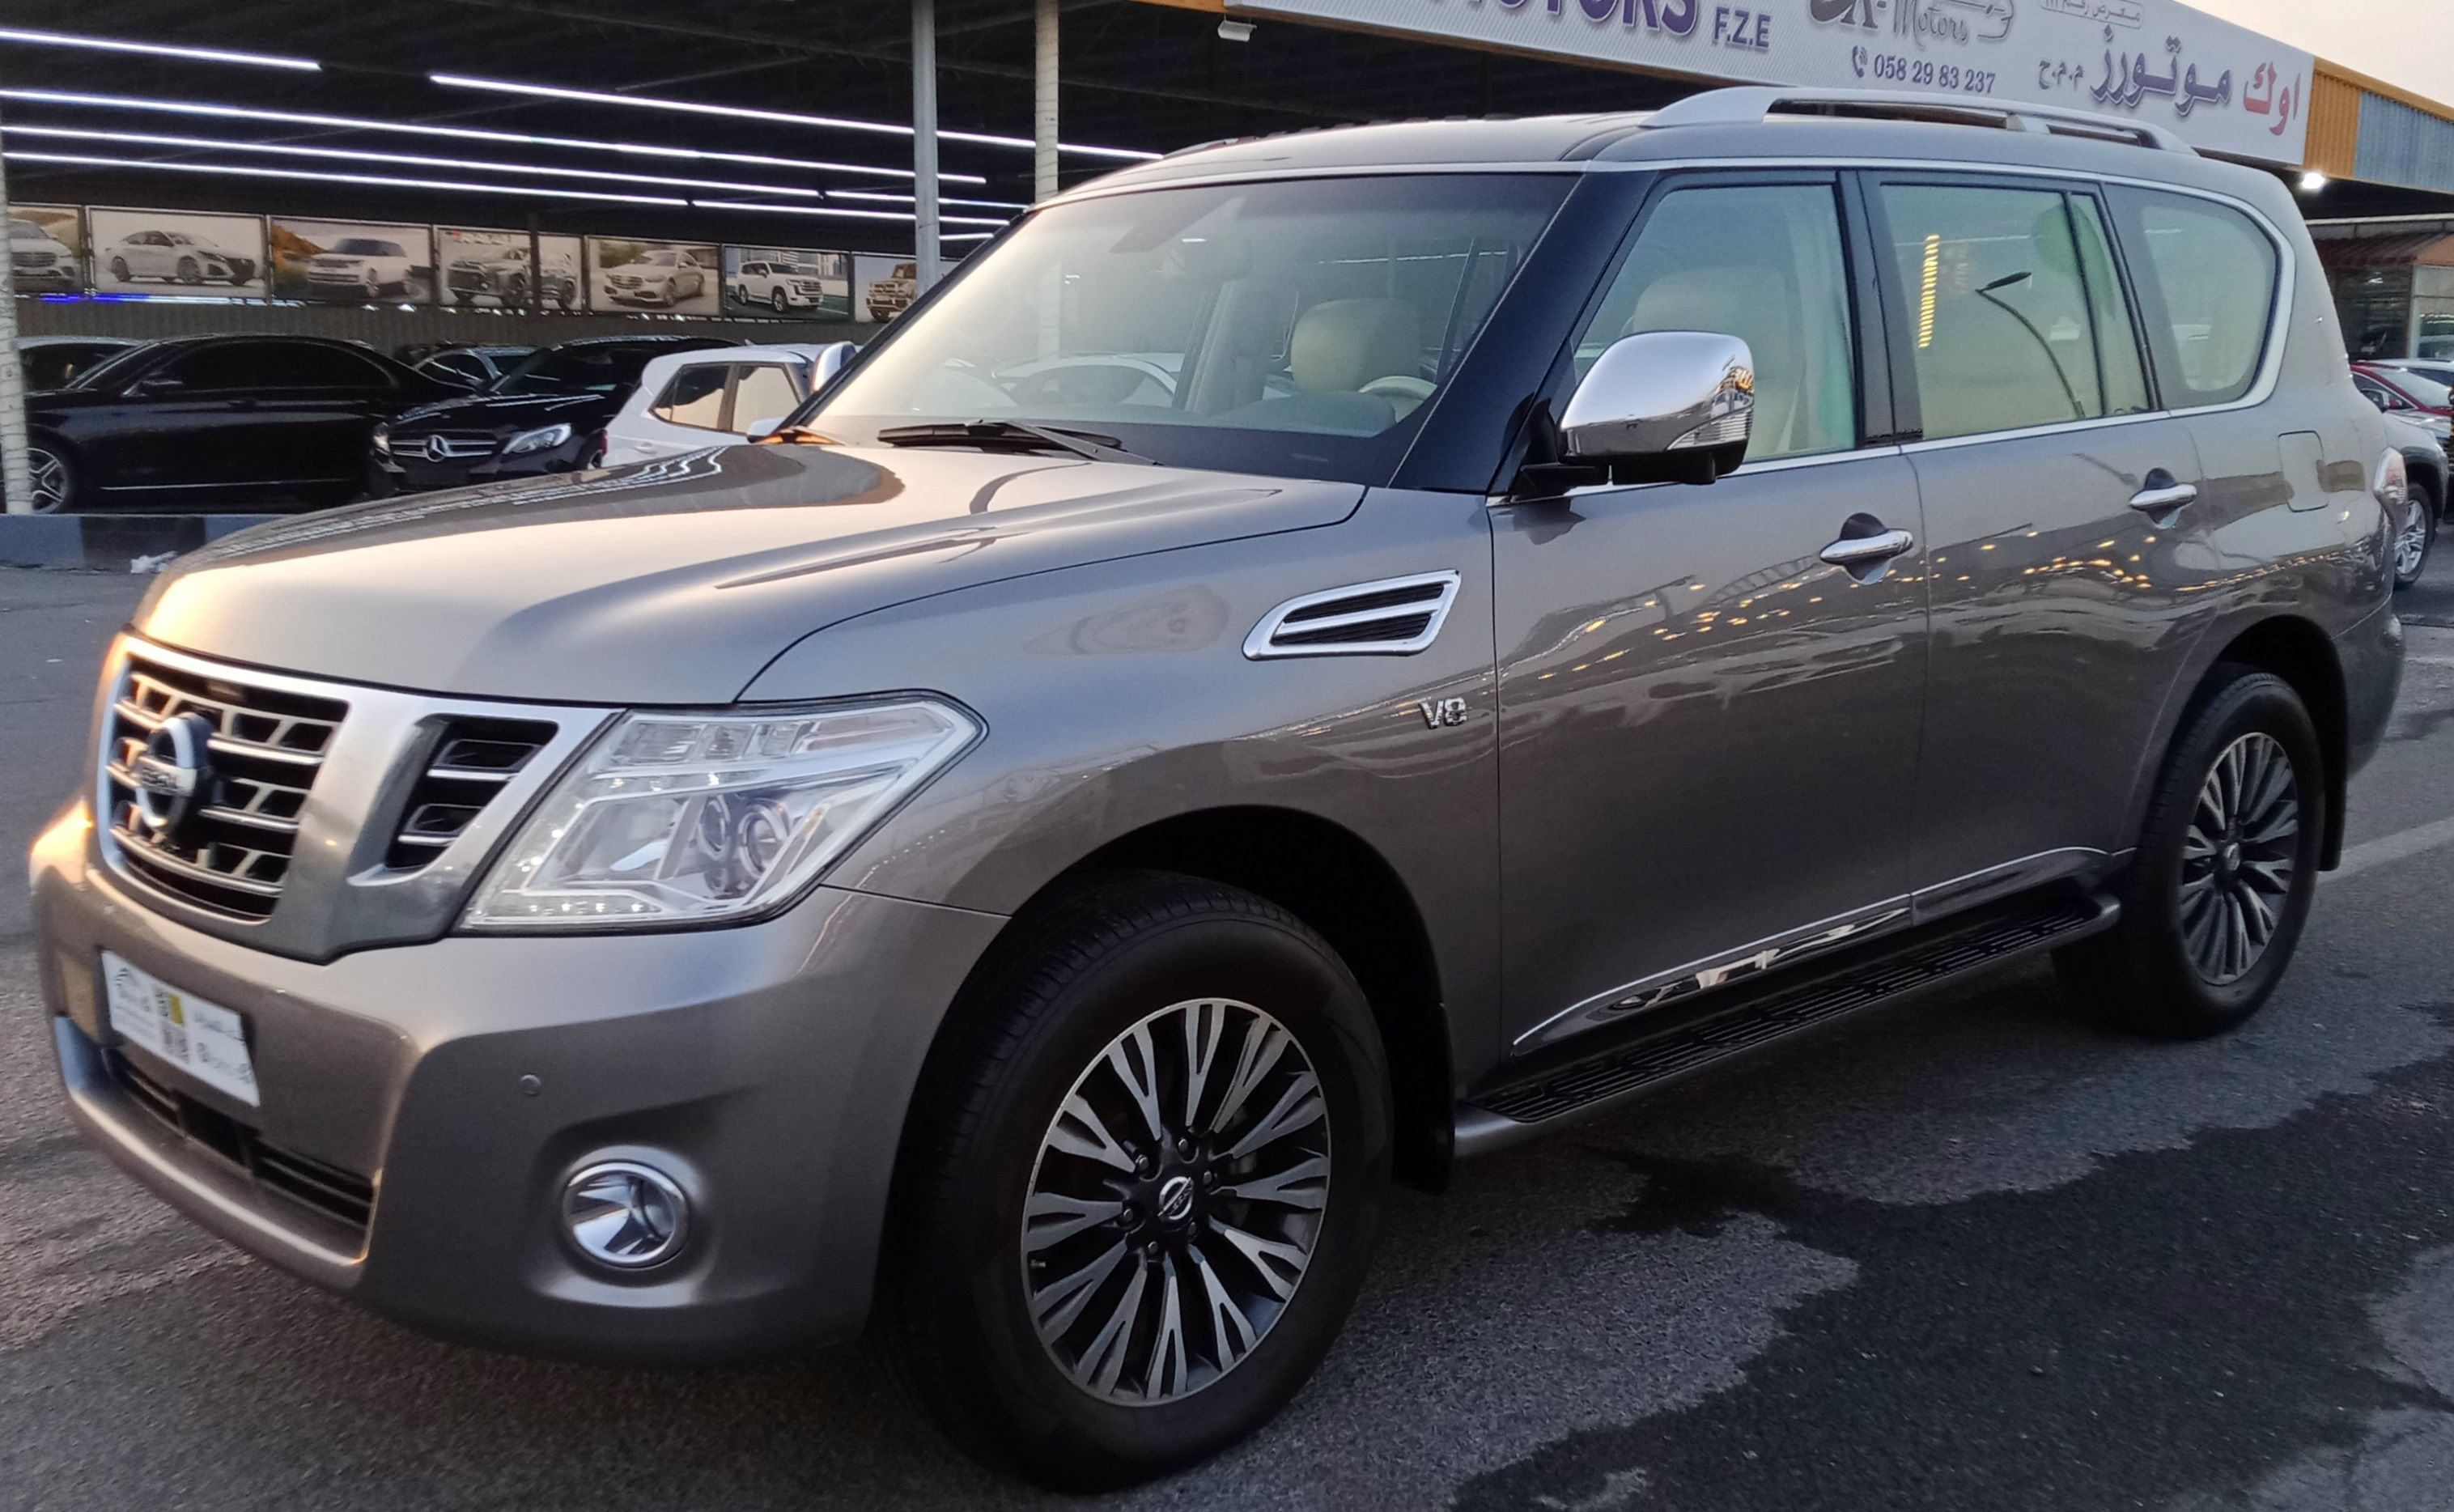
[1811,0,2014,45]
[1489,0,1702,39]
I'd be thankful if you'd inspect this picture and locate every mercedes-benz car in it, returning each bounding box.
[601,248,708,308]
[32,92,2405,1489]
[10,215,78,292]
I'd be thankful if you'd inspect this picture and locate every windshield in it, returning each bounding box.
[805,174,1569,484]
[10,219,41,240]
[64,342,163,392]
[493,343,680,396]
[2386,369,2454,408]
[334,239,397,256]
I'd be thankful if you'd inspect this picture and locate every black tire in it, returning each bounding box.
[176,256,200,285]
[505,274,529,308]
[451,291,474,306]
[771,287,788,314]
[109,257,129,284]
[555,280,576,310]
[2055,666,2327,1038]
[2394,479,2436,591]
[877,872,1391,1489]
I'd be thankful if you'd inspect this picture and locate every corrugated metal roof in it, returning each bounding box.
[2357,93,2454,197]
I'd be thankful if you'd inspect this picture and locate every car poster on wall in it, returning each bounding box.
[854,254,919,324]
[10,205,84,295]
[88,208,266,299]
[271,218,433,304]
[588,237,719,315]
[439,227,582,312]
[721,245,851,321]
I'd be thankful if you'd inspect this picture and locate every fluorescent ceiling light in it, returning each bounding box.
[691,199,1012,227]
[5,151,687,206]
[0,26,318,71]
[0,87,987,185]
[830,189,1028,210]
[434,73,1162,162]
[9,124,823,197]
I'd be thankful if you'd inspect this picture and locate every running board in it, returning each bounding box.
[1453,891,2119,1157]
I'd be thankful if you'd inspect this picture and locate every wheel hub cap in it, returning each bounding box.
[1022,996,1331,1405]
[2180,731,2299,986]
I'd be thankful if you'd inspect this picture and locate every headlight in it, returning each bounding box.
[371,424,391,456]
[503,423,574,457]
[465,699,979,931]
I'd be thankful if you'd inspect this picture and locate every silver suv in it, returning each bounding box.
[28,91,2405,1488]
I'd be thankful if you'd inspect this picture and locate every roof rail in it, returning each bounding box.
[1642,87,2196,155]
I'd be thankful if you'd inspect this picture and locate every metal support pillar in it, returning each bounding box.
[912,0,941,291]
[1034,0,1059,204]
[0,103,32,516]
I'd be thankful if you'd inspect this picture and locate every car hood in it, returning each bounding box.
[134,442,1363,703]
[388,389,609,433]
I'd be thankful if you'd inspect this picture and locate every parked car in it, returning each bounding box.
[31,95,2405,1489]
[401,342,533,391]
[2351,362,2454,440]
[2367,357,2454,391]
[600,343,852,465]
[865,260,918,321]
[2382,408,2447,589]
[22,334,460,513]
[18,335,138,391]
[371,334,732,494]
[725,258,848,318]
[445,244,579,309]
[303,237,420,300]
[100,227,257,287]
[10,215,79,292]
[602,248,707,307]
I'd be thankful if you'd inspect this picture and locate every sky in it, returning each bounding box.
[2194,0,2454,103]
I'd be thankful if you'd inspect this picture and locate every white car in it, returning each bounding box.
[726,259,846,317]
[304,237,418,299]
[603,248,708,307]
[100,228,258,287]
[600,343,854,465]
[10,217,78,291]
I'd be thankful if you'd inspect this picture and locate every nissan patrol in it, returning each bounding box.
[28,91,2404,1488]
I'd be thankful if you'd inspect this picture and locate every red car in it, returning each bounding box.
[2352,361,2454,432]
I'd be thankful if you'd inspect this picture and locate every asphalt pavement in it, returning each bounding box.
[4,556,2454,1512]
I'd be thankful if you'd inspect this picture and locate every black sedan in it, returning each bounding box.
[371,335,732,495]
[25,335,469,514]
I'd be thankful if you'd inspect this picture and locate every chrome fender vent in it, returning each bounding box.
[1243,571,1462,660]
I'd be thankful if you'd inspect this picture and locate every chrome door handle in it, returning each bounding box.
[1819,528,1917,567]
[2130,468,2198,515]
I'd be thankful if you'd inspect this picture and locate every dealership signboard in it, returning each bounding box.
[723,245,853,321]
[588,237,720,315]
[87,208,267,299]
[271,219,433,304]
[438,227,582,311]
[10,206,83,295]
[1230,0,2314,164]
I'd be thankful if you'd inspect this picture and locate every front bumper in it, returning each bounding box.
[369,436,588,495]
[31,803,1006,1363]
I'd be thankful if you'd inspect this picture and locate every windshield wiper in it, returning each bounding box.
[872,418,1154,465]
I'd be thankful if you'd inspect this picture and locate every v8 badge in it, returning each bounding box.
[1417,697,1468,729]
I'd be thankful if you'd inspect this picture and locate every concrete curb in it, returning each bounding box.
[0,515,279,571]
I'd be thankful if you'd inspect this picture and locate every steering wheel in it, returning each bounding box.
[1360,375,1435,402]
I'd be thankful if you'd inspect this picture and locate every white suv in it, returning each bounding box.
[304,237,418,299]
[600,342,852,464]
[727,259,839,316]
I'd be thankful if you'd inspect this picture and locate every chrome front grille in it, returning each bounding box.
[410,431,499,460]
[101,657,346,920]
[386,719,557,869]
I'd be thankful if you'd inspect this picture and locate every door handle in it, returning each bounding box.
[2129,469,2197,515]
[1819,527,1917,567]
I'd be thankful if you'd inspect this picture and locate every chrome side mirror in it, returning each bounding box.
[1560,330,1755,484]
[810,340,860,392]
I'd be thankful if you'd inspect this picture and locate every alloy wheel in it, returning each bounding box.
[27,447,70,514]
[1022,997,1330,1405]
[2179,731,2299,985]
[2399,498,2431,581]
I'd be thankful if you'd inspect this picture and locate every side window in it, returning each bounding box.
[1878,182,2153,441]
[2116,189,2280,408]
[730,364,803,431]
[1574,182,1858,462]
[261,342,393,390]
[163,343,278,392]
[652,363,731,429]
[424,353,484,385]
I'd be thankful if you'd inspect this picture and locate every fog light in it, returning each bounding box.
[562,1160,690,1270]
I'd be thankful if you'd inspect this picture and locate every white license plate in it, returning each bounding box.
[100,952,259,1107]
